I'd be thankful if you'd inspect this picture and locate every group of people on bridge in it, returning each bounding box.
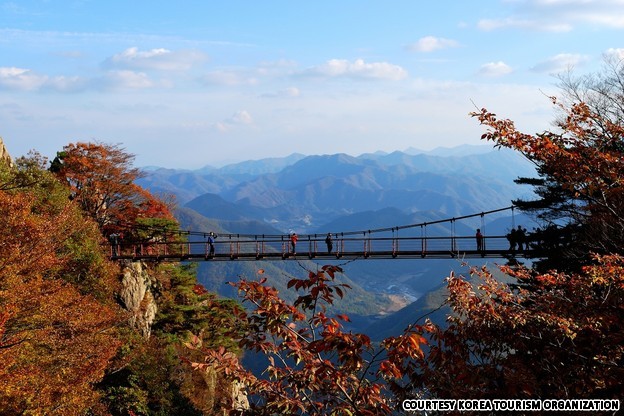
[507,225,529,252]
[476,225,530,254]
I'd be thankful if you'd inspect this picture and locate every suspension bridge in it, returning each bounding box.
[110,205,535,262]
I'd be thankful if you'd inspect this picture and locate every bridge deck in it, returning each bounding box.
[110,235,532,262]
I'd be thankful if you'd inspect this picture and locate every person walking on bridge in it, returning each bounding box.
[290,232,298,254]
[507,227,517,252]
[325,233,333,254]
[475,228,484,253]
[207,232,216,257]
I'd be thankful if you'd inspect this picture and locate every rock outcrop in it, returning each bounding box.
[230,380,250,412]
[0,136,13,167]
[119,260,158,338]
[117,260,249,411]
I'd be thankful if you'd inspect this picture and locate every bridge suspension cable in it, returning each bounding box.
[114,205,517,240]
[108,205,532,262]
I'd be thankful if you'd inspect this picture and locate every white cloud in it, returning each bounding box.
[407,36,459,52]
[255,61,298,80]
[283,87,300,97]
[212,110,253,132]
[302,59,408,81]
[102,70,154,89]
[478,61,513,77]
[477,17,572,32]
[104,47,207,71]
[0,67,47,90]
[605,48,624,60]
[528,0,624,10]
[43,75,89,92]
[0,67,87,92]
[214,122,228,132]
[260,87,301,98]
[478,0,624,31]
[230,110,253,125]
[531,53,589,74]
[584,13,624,27]
[200,70,258,86]
[549,0,624,28]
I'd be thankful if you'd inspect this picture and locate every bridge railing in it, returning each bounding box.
[110,234,522,260]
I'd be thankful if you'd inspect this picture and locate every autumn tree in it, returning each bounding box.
[501,57,624,271]
[190,255,623,414]
[51,141,174,235]
[0,155,122,414]
[48,141,244,414]
[1,144,245,415]
[407,70,624,400]
[187,265,401,415]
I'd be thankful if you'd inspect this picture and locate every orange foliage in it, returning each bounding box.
[188,265,395,415]
[52,142,174,234]
[0,185,121,414]
[473,101,624,206]
[472,100,624,257]
[412,258,624,399]
[196,259,623,412]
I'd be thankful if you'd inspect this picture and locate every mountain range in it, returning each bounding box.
[139,145,536,234]
[138,144,538,335]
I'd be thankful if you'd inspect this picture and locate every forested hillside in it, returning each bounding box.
[0,143,245,415]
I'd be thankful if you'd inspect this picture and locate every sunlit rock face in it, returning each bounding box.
[119,260,158,338]
[0,137,13,167]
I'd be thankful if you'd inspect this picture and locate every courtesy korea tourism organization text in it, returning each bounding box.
[402,399,620,413]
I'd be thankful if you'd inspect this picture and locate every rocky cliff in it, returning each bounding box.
[0,137,13,167]
[119,260,158,338]
[117,260,249,412]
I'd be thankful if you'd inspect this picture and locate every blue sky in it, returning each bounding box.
[1,0,623,168]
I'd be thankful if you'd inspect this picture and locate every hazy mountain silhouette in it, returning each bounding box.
[216,153,306,175]
[160,148,535,233]
[138,147,535,215]
[404,143,493,157]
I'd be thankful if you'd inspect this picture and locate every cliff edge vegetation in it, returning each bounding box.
[0,143,243,415]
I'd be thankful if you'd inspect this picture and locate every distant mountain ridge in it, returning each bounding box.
[404,143,494,157]
[210,153,307,175]
[138,146,535,234]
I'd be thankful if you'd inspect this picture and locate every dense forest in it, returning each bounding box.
[1,59,624,415]
[0,143,244,414]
